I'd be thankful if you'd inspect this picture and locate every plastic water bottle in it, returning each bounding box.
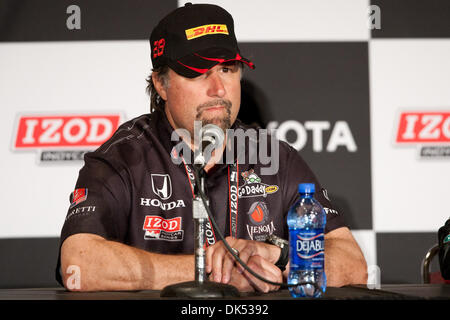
[287,183,326,298]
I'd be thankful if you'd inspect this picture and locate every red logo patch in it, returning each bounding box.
[396,111,450,144]
[70,188,88,208]
[247,201,269,226]
[143,216,184,241]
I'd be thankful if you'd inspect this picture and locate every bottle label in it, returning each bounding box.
[289,229,324,269]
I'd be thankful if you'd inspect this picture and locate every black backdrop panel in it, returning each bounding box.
[371,0,450,38]
[0,0,177,41]
[238,42,372,230]
[377,233,439,284]
[0,238,60,288]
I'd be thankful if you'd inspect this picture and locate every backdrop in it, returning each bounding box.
[1,0,449,288]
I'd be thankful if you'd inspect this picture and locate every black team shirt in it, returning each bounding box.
[56,110,345,285]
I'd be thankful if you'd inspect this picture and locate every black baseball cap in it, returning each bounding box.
[150,2,255,78]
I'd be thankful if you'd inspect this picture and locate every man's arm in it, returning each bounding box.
[323,227,368,287]
[60,233,194,291]
[280,227,368,286]
[208,227,367,291]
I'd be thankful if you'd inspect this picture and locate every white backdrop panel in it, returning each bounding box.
[369,39,450,232]
[352,230,377,268]
[0,41,151,237]
[179,0,370,41]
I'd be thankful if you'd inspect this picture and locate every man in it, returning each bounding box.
[439,218,450,280]
[57,3,367,293]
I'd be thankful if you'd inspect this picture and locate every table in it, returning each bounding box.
[1,284,449,300]
[0,285,448,318]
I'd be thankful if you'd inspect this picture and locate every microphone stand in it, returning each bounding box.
[160,162,239,298]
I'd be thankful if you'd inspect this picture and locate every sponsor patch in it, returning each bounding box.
[66,205,96,221]
[247,201,269,226]
[324,207,339,215]
[70,188,88,208]
[151,174,172,200]
[185,24,228,40]
[246,201,275,241]
[143,215,184,241]
[140,198,186,211]
[238,169,278,199]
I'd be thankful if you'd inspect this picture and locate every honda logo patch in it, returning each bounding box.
[151,174,172,200]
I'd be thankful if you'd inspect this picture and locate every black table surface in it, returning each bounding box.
[0,284,449,300]
[1,285,448,318]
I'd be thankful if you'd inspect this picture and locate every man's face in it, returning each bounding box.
[160,62,242,140]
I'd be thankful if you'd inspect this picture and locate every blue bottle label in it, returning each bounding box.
[289,229,324,269]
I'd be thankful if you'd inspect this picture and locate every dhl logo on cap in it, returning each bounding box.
[185,24,229,40]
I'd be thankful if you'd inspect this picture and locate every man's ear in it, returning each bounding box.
[152,72,168,101]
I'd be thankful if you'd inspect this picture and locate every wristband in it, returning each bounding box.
[265,234,289,272]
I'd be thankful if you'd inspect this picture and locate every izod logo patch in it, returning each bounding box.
[143,215,184,241]
[185,24,228,40]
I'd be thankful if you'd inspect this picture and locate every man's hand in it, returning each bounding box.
[216,255,282,293]
[205,237,282,292]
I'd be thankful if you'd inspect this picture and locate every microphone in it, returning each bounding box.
[194,124,225,168]
[161,123,239,298]
[439,218,450,280]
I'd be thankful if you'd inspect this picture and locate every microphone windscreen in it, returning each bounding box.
[200,124,225,149]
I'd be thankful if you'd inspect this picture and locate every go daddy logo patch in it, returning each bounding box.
[185,24,228,40]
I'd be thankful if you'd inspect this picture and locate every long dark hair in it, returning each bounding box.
[145,65,170,113]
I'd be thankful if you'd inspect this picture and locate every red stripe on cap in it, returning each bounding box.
[177,52,255,75]
[176,60,209,74]
[194,53,226,63]
[195,53,255,69]
[235,53,255,69]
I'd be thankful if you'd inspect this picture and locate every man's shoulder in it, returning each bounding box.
[85,113,157,163]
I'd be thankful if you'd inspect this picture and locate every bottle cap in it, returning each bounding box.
[298,183,315,194]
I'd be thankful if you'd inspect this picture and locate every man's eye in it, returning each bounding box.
[222,67,230,73]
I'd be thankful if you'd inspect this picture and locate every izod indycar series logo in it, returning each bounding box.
[238,169,279,198]
[12,113,123,162]
[143,215,184,241]
[395,111,450,158]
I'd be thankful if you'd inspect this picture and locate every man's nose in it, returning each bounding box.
[206,73,226,98]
